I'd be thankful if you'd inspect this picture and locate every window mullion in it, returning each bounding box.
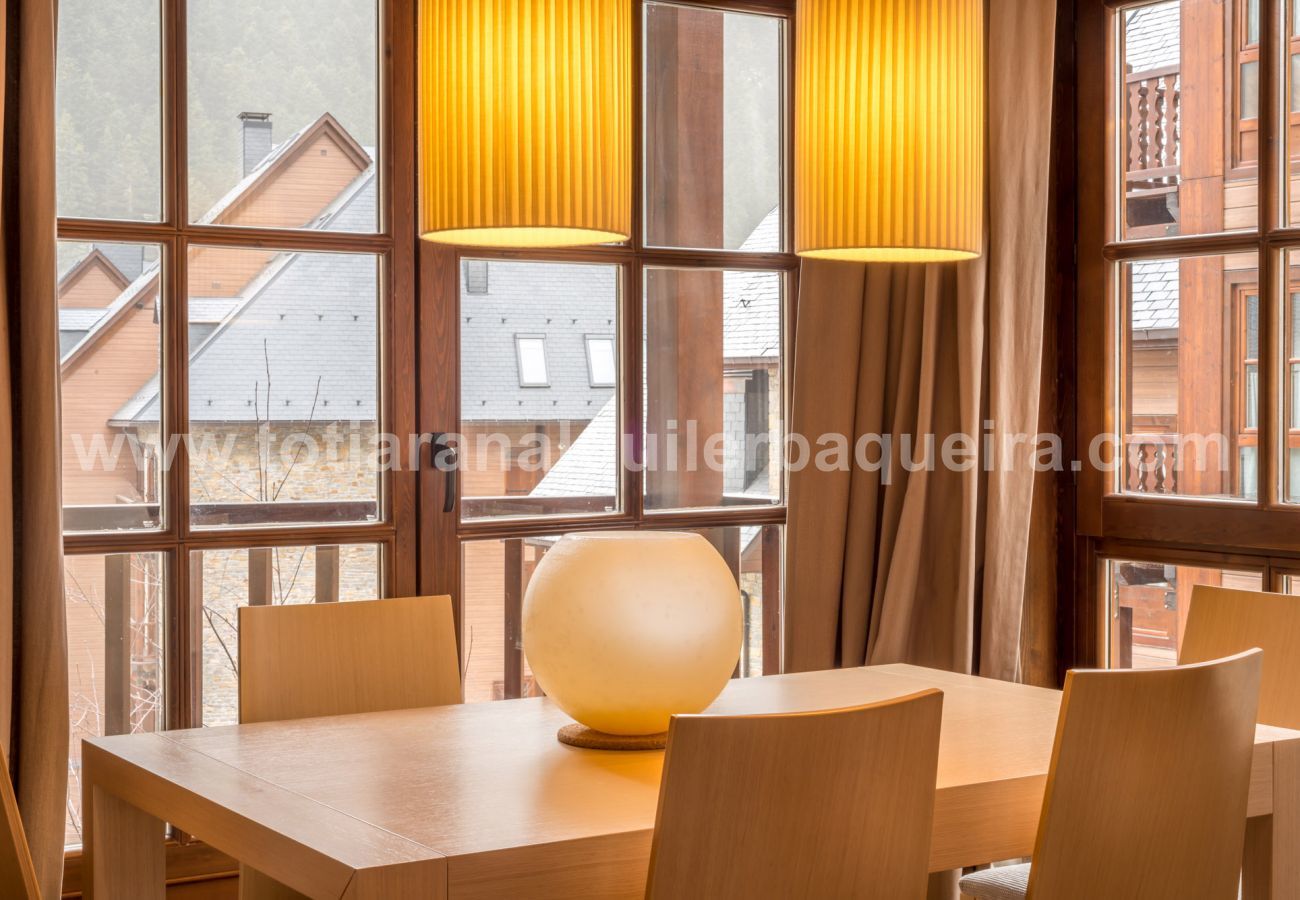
[1261,0,1282,508]
[163,0,185,230]
[626,259,646,523]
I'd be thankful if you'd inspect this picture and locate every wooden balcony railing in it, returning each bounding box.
[63,499,379,532]
[1125,434,1181,495]
[68,501,375,735]
[1125,64,1181,197]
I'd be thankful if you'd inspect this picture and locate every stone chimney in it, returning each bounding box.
[239,112,273,176]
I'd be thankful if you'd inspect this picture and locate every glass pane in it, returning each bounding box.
[460,260,620,521]
[1242,60,1260,119]
[187,0,378,229]
[59,241,164,533]
[1290,0,1300,221]
[1105,558,1262,669]
[1246,293,1260,359]
[1293,362,1300,429]
[1292,293,1300,358]
[644,267,784,511]
[194,543,381,726]
[66,551,166,846]
[1292,53,1300,113]
[1288,275,1300,504]
[1247,0,1261,45]
[56,0,162,220]
[184,246,380,529]
[643,2,784,252]
[1246,364,1260,430]
[1120,255,1255,500]
[1286,573,1300,593]
[690,525,780,679]
[515,337,549,387]
[460,525,780,702]
[461,534,559,702]
[1240,445,1259,499]
[1121,2,1254,238]
[586,337,617,387]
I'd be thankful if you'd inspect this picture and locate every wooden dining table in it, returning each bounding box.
[81,663,1300,899]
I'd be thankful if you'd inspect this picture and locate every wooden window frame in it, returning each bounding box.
[1238,0,1263,169]
[417,0,797,692]
[1233,0,1300,171]
[1077,0,1300,671]
[56,0,419,868]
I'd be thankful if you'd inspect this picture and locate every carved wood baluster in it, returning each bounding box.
[1153,79,1167,170]
[1128,82,1143,174]
[1171,75,1181,169]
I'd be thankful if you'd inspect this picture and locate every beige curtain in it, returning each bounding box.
[785,0,1060,687]
[0,1,69,896]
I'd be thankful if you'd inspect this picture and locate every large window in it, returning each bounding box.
[1080,0,1300,667]
[430,0,792,703]
[55,0,411,851]
[56,0,788,869]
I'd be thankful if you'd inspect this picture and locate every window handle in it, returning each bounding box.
[428,433,458,514]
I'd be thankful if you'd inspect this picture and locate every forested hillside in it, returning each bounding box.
[57,0,377,223]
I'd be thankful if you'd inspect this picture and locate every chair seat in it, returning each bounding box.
[958,863,1031,900]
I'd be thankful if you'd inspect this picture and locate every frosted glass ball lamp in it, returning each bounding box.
[522,532,742,748]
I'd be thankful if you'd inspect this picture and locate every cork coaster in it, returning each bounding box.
[557,724,668,751]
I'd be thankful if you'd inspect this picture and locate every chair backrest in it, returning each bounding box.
[0,748,38,900]
[1181,584,1300,729]
[645,689,944,900]
[238,595,460,724]
[1027,650,1262,900]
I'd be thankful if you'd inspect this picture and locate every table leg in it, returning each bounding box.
[1244,740,1300,899]
[926,869,959,899]
[82,761,165,900]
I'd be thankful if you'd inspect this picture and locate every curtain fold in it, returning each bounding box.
[785,0,1059,686]
[1,0,68,895]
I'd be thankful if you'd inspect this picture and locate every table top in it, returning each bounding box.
[86,663,1300,868]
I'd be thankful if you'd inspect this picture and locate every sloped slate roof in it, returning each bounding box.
[460,259,618,422]
[112,170,779,428]
[1130,258,1179,333]
[528,395,618,499]
[60,262,162,366]
[1125,3,1179,74]
[724,207,782,361]
[116,165,379,425]
[531,207,783,502]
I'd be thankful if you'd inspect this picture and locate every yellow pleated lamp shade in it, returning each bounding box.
[419,0,632,249]
[795,0,984,263]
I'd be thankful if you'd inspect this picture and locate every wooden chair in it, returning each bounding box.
[1180,584,1300,728]
[0,747,39,900]
[959,650,1263,900]
[645,688,944,900]
[238,594,461,724]
[237,595,460,900]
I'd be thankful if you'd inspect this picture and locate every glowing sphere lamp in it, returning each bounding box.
[522,532,742,749]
